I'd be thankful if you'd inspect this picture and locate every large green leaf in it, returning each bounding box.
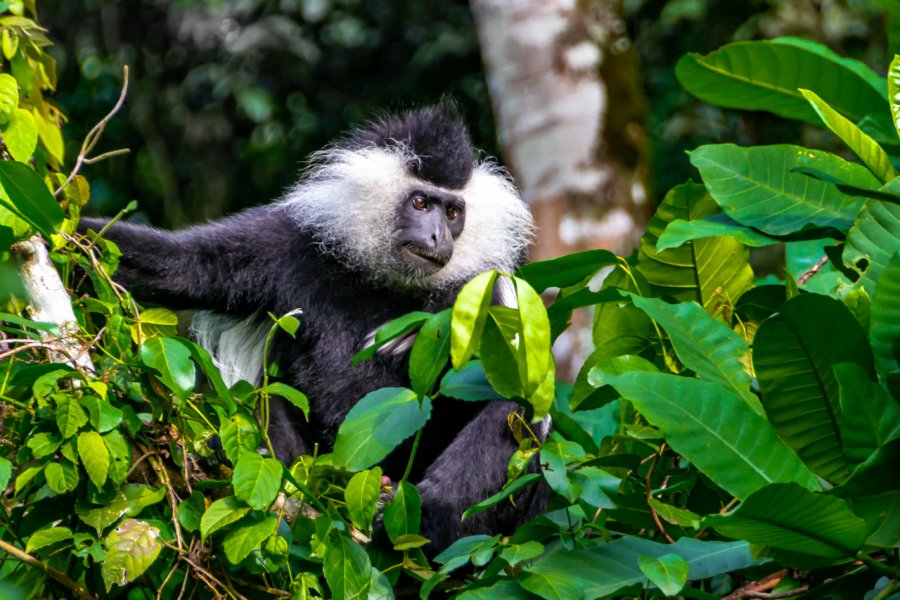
[869,253,900,379]
[78,484,166,534]
[451,270,498,369]
[409,309,451,397]
[140,337,196,402]
[523,537,762,600]
[332,387,431,471]
[627,294,760,412]
[754,294,874,484]
[800,89,896,183]
[888,54,900,140]
[232,452,282,510]
[637,554,690,597]
[344,467,382,532]
[77,430,109,488]
[200,495,251,541]
[676,38,888,127]
[383,480,421,542]
[101,519,163,591]
[515,275,554,416]
[322,531,372,600]
[0,160,63,237]
[222,515,278,565]
[516,249,618,293]
[703,483,867,559]
[596,371,819,499]
[689,144,875,235]
[637,181,754,304]
[845,198,900,295]
[836,363,900,465]
[657,216,777,250]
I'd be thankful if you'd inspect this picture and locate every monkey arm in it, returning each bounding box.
[79,206,294,312]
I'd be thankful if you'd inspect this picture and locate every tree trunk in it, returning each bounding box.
[471,0,651,379]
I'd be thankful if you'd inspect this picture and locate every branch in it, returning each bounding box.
[0,539,97,600]
[797,255,830,287]
[53,66,130,198]
[12,235,94,373]
[723,569,789,600]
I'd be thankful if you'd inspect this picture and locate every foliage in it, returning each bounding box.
[2,5,900,600]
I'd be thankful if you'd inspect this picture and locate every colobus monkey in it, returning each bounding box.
[80,104,541,550]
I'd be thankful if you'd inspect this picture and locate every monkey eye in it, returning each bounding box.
[446,206,459,220]
[412,196,428,210]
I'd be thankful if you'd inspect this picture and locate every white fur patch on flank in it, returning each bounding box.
[191,311,270,387]
[281,145,534,289]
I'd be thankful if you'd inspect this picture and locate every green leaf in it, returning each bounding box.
[461,473,543,520]
[34,108,64,164]
[703,482,867,558]
[344,467,382,531]
[266,382,309,420]
[25,526,73,554]
[0,160,63,237]
[628,294,760,412]
[222,514,278,565]
[637,181,754,305]
[0,72,17,124]
[55,396,88,439]
[836,363,900,464]
[516,249,618,293]
[523,537,762,599]
[133,307,178,341]
[81,395,123,433]
[438,361,506,402]
[515,276,553,408]
[78,430,109,488]
[845,197,900,295]
[176,491,205,533]
[78,484,166,533]
[689,144,874,235]
[648,498,701,528]
[173,336,234,412]
[480,310,523,398]
[888,54,900,141]
[322,531,372,600]
[44,460,78,494]
[219,413,261,464]
[26,431,60,458]
[352,311,431,366]
[232,452,282,510]
[409,309,452,397]
[598,371,819,499]
[499,541,545,566]
[200,495,251,541]
[638,553,690,596]
[800,89,896,182]
[657,217,777,250]
[101,519,163,591]
[140,336,195,401]
[392,533,430,551]
[103,430,131,485]
[383,480,421,542]
[451,270,499,370]
[332,387,431,471]
[1,107,36,162]
[754,294,873,484]
[676,38,888,127]
[0,457,10,490]
[869,253,900,379]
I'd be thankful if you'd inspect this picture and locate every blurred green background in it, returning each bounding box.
[41,0,888,227]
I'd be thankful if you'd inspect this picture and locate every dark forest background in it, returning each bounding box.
[42,0,888,227]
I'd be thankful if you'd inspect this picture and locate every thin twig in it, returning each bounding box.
[0,539,97,600]
[645,443,674,544]
[54,66,130,197]
[142,446,185,551]
[797,255,830,287]
[723,569,788,600]
[745,588,808,599]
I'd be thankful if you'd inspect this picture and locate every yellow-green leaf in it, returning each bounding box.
[888,54,900,141]
[0,107,35,162]
[801,88,896,183]
[0,72,17,125]
[33,108,64,164]
[451,270,498,370]
[78,430,109,488]
[1,28,18,60]
[101,519,163,591]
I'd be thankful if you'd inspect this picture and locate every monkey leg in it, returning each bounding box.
[415,400,546,552]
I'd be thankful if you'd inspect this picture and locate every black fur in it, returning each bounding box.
[79,107,543,552]
[344,103,476,190]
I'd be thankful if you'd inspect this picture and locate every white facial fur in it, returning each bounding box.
[281,145,534,289]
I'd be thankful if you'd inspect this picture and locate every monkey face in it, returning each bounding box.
[395,187,466,275]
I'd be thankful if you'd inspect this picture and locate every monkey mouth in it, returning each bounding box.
[403,244,451,270]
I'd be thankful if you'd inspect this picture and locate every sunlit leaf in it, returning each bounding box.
[232,452,282,510]
[101,519,162,591]
[222,514,278,565]
[344,467,382,532]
